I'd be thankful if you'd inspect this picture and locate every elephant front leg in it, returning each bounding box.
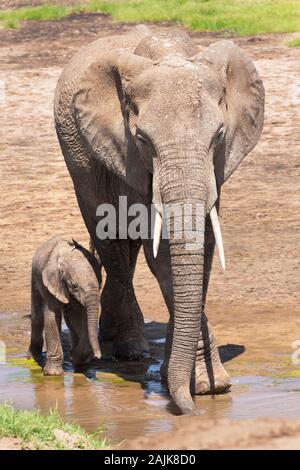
[144,223,230,395]
[43,300,64,376]
[192,313,231,394]
[99,239,149,360]
[193,211,231,395]
[161,315,230,394]
[64,304,93,366]
[101,278,149,360]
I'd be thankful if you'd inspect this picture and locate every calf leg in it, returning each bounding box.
[43,298,63,376]
[28,281,44,363]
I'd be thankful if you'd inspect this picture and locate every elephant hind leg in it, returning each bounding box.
[28,283,44,364]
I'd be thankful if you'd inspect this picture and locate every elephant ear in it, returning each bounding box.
[42,246,69,304]
[73,51,154,195]
[195,40,264,186]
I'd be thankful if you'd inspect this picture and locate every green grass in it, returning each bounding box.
[0,4,75,29]
[0,403,107,449]
[280,369,300,378]
[287,37,300,47]
[0,1,300,36]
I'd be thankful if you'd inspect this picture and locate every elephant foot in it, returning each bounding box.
[43,360,64,376]
[71,349,94,366]
[160,360,230,395]
[27,344,43,364]
[113,334,150,361]
[193,358,231,395]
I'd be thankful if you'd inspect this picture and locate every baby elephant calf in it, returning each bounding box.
[28,236,101,375]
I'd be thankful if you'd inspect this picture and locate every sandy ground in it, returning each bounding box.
[0,437,23,450]
[0,7,300,450]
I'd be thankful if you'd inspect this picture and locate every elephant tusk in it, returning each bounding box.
[210,205,225,271]
[153,210,163,258]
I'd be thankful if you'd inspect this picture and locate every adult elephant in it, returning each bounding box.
[54,28,264,414]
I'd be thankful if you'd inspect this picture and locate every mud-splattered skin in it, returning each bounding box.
[28,236,101,374]
[54,27,264,414]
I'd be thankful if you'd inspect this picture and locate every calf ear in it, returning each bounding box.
[42,250,69,304]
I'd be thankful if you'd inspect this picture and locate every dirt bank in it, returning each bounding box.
[120,417,300,450]
[1,418,300,449]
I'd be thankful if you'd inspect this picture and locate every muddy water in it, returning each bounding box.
[1,313,300,445]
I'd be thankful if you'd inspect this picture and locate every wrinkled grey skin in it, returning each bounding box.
[28,236,102,375]
[54,28,264,413]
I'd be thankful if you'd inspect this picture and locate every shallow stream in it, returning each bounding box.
[1,312,300,444]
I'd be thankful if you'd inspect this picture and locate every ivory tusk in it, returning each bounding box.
[153,210,163,258]
[210,205,225,271]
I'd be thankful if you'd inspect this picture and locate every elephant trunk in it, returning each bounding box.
[159,148,207,414]
[85,288,101,359]
[167,205,204,414]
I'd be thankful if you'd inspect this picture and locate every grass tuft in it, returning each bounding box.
[0,1,299,36]
[287,37,300,47]
[0,403,107,449]
[0,4,74,28]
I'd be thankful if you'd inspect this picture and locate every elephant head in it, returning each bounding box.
[42,239,102,359]
[72,37,264,413]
